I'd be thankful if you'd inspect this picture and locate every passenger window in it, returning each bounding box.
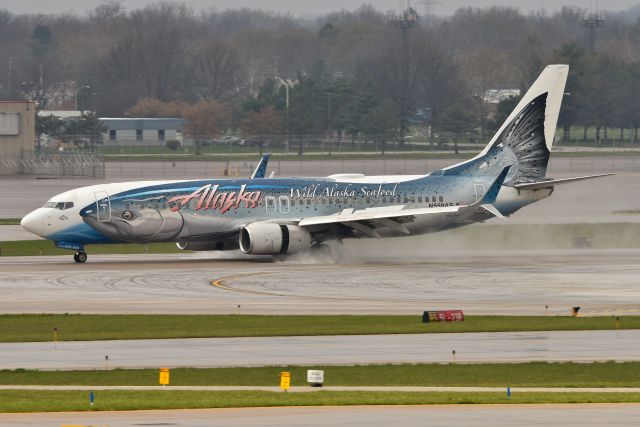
[439,196,443,202]
[403,197,408,203]
[418,197,422,203]
[410,197,415,203]
[265,196,276,214]
[432,196,436,202]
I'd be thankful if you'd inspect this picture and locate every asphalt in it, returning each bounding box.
[1,249,639,315]
[1,404,639,427]
[1,329,638,370]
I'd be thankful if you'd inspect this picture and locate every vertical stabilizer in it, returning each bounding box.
[441,65,568,186]
[484,64,568,154]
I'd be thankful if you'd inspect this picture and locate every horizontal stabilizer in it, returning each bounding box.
[513,173,618,191]
[479,204,505,219]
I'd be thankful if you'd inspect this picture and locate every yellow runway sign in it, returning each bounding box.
[159,368,170,385]
[280,371,291,391]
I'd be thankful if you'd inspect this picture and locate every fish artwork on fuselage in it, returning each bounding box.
[20,65,617,263]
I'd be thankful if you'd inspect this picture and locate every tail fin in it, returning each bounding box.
[441,64,569,186]
[250,154,271,179]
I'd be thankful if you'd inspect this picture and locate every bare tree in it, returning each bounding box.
[192,40,242,102]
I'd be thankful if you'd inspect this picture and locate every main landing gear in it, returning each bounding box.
[73,251,88,263]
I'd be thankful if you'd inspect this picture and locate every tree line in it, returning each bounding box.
[4,2,640,145]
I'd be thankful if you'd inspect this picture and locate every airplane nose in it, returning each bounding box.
[21,209,48,238]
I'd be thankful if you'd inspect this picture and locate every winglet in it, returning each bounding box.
[478,165,511,205]
[250,154,271,179]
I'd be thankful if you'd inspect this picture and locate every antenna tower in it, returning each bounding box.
[581,1,605,53]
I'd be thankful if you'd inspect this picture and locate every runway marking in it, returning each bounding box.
[209,265,434,303]
[211,271,291,297]
[210,266,354,299]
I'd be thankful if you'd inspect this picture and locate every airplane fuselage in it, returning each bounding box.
[21,173,549,251]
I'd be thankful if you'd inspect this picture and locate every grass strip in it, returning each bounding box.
[2,362,640,388]
[0,240,182,256]
[613,210,640,215]
[0,314,637,342]
[2,390,640,412]
[0,218,21,225]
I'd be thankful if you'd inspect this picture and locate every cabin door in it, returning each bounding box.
[94,191,111,222]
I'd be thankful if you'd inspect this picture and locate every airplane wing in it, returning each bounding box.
[250,154,271,179]
[298,205,462,237]
[297,166,512,237]
[513,173,618,191]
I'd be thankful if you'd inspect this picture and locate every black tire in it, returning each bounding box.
[75,252,87,263]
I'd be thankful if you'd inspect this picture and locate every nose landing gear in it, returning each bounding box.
[55,242,87,263]
[73,251,88,263]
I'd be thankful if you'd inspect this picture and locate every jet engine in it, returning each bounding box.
[239,223,312,255]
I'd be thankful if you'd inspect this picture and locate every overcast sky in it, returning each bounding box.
[0,1,638,17]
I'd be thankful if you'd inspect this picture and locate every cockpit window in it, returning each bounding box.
[43,201,74,210]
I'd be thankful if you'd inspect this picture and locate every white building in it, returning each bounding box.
[99,118,184,145]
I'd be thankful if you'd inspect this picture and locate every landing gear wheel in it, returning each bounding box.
[74,251,87,263]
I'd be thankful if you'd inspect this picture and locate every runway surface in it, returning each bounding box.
[0,225,40,241]
[2,404,640,427]
[1,249,639,315]
[1,330,638,370]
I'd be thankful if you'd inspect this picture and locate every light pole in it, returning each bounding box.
[75,85,90,111]
[275,77,294,153]
[8,56,26,97]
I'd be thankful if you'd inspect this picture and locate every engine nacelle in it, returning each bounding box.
[239,223,312,255]
[176,241,238,251]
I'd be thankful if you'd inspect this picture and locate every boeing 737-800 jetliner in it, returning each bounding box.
[21,65,614,262]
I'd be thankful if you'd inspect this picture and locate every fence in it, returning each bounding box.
[0,150,105,178]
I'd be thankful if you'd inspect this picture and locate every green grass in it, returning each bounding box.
[2,362,640,388]
[0,218,20,225]
[1,390,639,412]
[442,222,640,250]
[0,240,183,256]
[0,314,635,343]
[613,210,640,215]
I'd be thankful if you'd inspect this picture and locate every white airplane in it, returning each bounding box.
[21,65,614,262]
